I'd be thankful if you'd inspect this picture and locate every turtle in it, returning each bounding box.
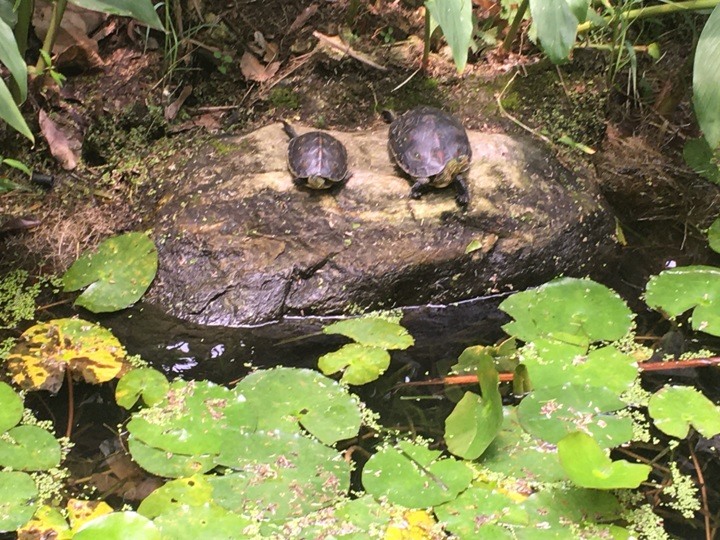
[282,121,349,190]
[386,106,472,206]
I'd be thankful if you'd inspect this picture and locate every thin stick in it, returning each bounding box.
[312,31,388,71]
[65,370,74,439]
[496,72,552,145]
[688,439,713,540]
[502,0,530,53]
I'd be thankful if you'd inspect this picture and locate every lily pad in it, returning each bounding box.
[127,437,216,478]
[6,318,128,392]
[709,216,720,253]
[62,232,158,313]
[648,385,720,439]
[362,440,473,508]
[0,471,38,532]
[17,505,71,540]
[558,432,651,489]
[139,475,214,519]
[318,343,391,385]
[234,368,361,445]
[67,499,114,530]
[152,503,251,540]
[445,351,503,459]
[0,425,62,471]
[645,266,720,336]
[211,429,350,522]
[517,384,633,448]
[116,368,169,409]
[500,278,633,343]
[323,317,414,350]
[0,382,23,433]
[73,512,161,540]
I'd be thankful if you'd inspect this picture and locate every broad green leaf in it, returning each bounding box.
[565,0,589,23]
[69,0,163,30]
[318,343,390,385]
[683,137,720,184]
[452,341,519,375]
[212,430,350,522]
[152,503,251,540]
[500,277,633,343]
[0,425,62,471]
[362,440,472,508]
[6,318,128,392]
[323,317,414,350]
[63,232,158,313]
[128,380,256,457]
[524,342,637,395]
[444,351,503,459]
[74,512,161,540]
[694,4,720,150]
[0,76,33,142]
[0,382,23,433]
[116,368,169,409]
[2,158,31,175]
[127,437,216,478]
[648,385,720,439]
[138,476,213,519]
[0,1,16,27]
[709,216,720,253]
[425,0,473,72]
[0,17,27,102]
[558,432,651,489]
[529,0,579,64]
[234,367,361,445]
[0,471,38,532]
[482,408,566,483]
[645,266,720,336]
[517,384,633,448]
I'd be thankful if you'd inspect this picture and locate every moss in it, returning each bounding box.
[379,76,445,112]
[268,87,300,110]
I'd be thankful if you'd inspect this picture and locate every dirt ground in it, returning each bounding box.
[0,0,718,286]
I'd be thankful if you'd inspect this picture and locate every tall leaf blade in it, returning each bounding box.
[529,0,578,64]
[0,77,33,142]
[69,0,164,30]
[694,4,720,150]
[425,0,473,72]
[0,17,26,102]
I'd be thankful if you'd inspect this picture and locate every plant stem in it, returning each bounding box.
[14,0,34,59]
[502,0,530,53]
[422,8,431,72]
[35,0,69,72]
[577,0,720,33]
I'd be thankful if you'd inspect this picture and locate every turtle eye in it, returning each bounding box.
[414,152,421,159]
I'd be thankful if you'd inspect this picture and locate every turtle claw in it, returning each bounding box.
[454,176,470,207]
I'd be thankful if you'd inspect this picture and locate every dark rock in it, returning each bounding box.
[147,123,614,326]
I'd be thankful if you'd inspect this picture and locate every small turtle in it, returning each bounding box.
[282,121,349,190]
[386,106,472,206]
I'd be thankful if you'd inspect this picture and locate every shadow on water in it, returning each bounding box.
[93,293,513,384]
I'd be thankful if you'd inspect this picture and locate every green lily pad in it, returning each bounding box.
[323,317,414,350]
[648,385,720,439]
[152,503,251,540]
[500,278,634,343]
[0,425,62,471]
[709,216,720,254]
[645,266,720,336]
[6,318,128,393]
[234,368,361,445]
[481,408,566,483]
[517,384,633,448]
[0,471,38,532]
[0,382,23,433]
[128,380,256,457]
[362,440,473,508]
[127,437,216,478]
[116,368,169,409]
[211,430,350,522]
[558,432,651,489]
[445,351,503,459]
[451,341,519,377]
[62,232,158,313]
[318,343,391,385]
[73,512,161,540]
[139,475,214,519]
[524,343,638,395]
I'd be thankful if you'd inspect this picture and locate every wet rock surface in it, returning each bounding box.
[147,122,614,326]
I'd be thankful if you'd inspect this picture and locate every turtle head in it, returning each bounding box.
[307,175,330,189]
[435,155,471,188]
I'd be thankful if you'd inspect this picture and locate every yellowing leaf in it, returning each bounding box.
[67,499,113,530]
[17,505,71,540]
[384,509,438,540]
[6,318,128,392]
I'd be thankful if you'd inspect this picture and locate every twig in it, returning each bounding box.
[392,68,422,93]
[65,370,74,439]
[312,30,388,71]
[689,439,713,540]
[496,72,552,145]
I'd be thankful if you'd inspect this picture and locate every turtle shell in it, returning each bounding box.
[286,131,348,188]
[388,106,471,187]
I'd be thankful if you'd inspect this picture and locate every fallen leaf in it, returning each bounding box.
[240,51,280,82]
[164,85,193,121]
[38,110,81,170]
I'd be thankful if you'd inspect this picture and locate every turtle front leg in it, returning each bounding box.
[453,175,470,207]
[409,177,431,199]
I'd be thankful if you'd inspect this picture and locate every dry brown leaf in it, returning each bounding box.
[164,85,193,121]
[240,51,280,82]
[38,110,81,170]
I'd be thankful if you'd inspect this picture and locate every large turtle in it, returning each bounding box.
[282,121,349,189]
[386,106,472,206]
